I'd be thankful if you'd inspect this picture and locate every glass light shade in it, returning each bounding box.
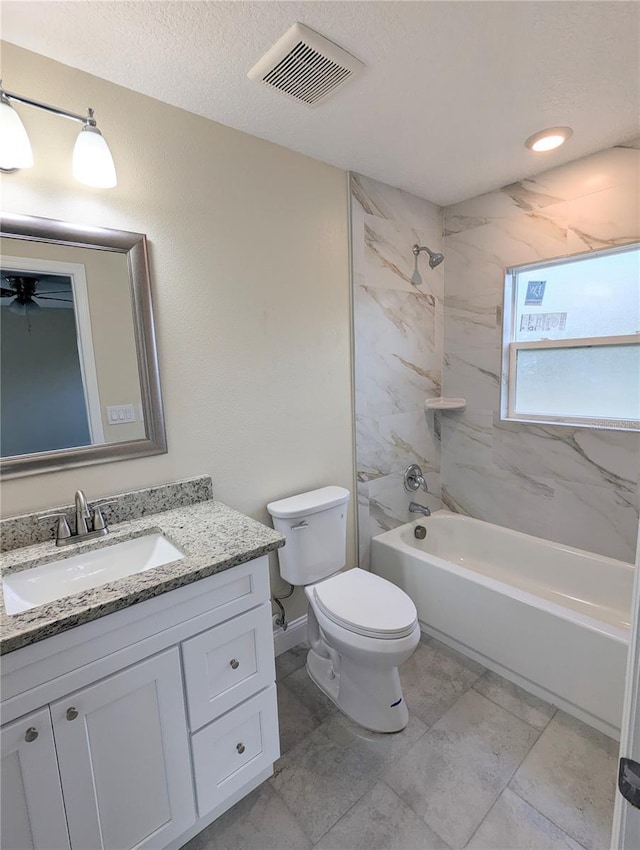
[72,125,117,188]
[9,299,40,316]
[0,99,34,169]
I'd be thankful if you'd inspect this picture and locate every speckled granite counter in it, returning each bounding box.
[0,500,284,655]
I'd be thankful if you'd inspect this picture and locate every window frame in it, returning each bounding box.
[501,243,640,432]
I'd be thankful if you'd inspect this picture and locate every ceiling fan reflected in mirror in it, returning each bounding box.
[0,275,74,315]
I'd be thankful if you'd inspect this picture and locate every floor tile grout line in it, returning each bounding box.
[460,785,510,849]
[271,721,382,847]
[275,679,329,757]
[307,777,382,847]
[377,777,454,850]
[454,725,547,850]
[266,776,319,847]
[506,711,619,849]
[507,785,594,850]
[408,666,491,737]
[407,680,549,849]
[470,678,559,735]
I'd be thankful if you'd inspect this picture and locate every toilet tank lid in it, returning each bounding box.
[267,486,350,519]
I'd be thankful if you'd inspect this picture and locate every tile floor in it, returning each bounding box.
[184,636,618,850]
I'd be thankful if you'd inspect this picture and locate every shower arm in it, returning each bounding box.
[413,244,434,259]
[412,243,444,270]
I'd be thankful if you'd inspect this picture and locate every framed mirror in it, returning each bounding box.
[0,213,167,478]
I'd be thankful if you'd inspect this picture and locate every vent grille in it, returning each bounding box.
[248,23,364,107]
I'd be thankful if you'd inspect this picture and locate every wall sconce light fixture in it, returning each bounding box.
[0,82,117,188]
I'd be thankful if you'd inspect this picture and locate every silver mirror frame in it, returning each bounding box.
[0,213,167,478]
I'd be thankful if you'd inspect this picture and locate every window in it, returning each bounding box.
[502,243,640,430]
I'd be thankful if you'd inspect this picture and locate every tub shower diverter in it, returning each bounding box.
[3,532,184,615]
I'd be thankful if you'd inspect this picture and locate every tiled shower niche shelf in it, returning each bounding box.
[424,397,466,411]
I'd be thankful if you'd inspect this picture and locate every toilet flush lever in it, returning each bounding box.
[291,520,309,530]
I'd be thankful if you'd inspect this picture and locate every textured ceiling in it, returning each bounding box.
[2,1,639,205]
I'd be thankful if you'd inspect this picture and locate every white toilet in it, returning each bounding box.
[267,486,420,733]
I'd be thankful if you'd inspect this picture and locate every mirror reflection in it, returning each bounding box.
[1,237,145,458]
[0,214,166,478]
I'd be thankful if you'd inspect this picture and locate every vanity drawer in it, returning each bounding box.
[191,684,279,816]
[182,603,275,730]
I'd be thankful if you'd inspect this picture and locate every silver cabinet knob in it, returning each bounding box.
[24,727,38,743]
[230,659,239,670]
[66,707,79,721]
[236,742,245,754]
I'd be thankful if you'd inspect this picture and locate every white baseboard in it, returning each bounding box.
[273,614,307,656]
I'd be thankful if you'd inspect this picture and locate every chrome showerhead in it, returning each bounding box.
[412,244,445,279]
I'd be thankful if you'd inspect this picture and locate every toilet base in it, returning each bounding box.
[306,645,410,733]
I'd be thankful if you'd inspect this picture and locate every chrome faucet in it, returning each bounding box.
[75,489,91,536]
[404,464,429,493]
[409,501,431,517]
[42,490,116,546]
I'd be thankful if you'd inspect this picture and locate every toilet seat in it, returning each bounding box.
[311,568,417,640]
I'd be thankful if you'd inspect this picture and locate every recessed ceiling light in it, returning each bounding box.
[524,126,573,153]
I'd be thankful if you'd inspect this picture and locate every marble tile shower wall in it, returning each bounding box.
[441,140,640,562]
[350,174,444,568]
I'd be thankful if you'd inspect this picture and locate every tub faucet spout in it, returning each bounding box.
[409,502,431,517]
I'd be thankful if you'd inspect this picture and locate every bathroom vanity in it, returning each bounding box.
[0,482,284,850]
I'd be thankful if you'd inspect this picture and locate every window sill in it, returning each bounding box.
[502,414,640,433]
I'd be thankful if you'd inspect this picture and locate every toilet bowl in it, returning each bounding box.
[267,486,420,733]
[305,568,420,732]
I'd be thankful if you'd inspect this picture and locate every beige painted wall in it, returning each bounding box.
[1,235,144,443]
[0,43,356,620]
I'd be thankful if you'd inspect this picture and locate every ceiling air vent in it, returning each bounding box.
[248,23,364,107]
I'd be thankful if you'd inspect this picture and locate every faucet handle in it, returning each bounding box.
[39,514,72,544]
[91,501,117,531]
[404,464,428,493]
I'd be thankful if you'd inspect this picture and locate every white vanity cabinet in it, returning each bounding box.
[51,649,194,850]
[0,706,70,850]
[0,556,279,850]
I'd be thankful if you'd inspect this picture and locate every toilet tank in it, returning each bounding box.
[267,486,350,585]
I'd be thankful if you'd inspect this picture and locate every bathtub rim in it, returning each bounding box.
[392,509,634,569]
[371,512,631,644]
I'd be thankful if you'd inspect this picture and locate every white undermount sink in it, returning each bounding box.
[3,533,185,615]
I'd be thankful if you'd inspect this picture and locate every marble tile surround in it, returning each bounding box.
[441,142,640,562]
[352,144,638,565]
[350,174,444,567]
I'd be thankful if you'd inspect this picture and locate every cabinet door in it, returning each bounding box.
[1,706,70,850]
[51,648,195,850]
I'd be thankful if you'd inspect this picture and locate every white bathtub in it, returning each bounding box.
[370,511,634,738]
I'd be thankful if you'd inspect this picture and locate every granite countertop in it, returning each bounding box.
[0,500,284,655]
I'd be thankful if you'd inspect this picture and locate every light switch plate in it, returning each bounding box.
[107,404,136,424]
